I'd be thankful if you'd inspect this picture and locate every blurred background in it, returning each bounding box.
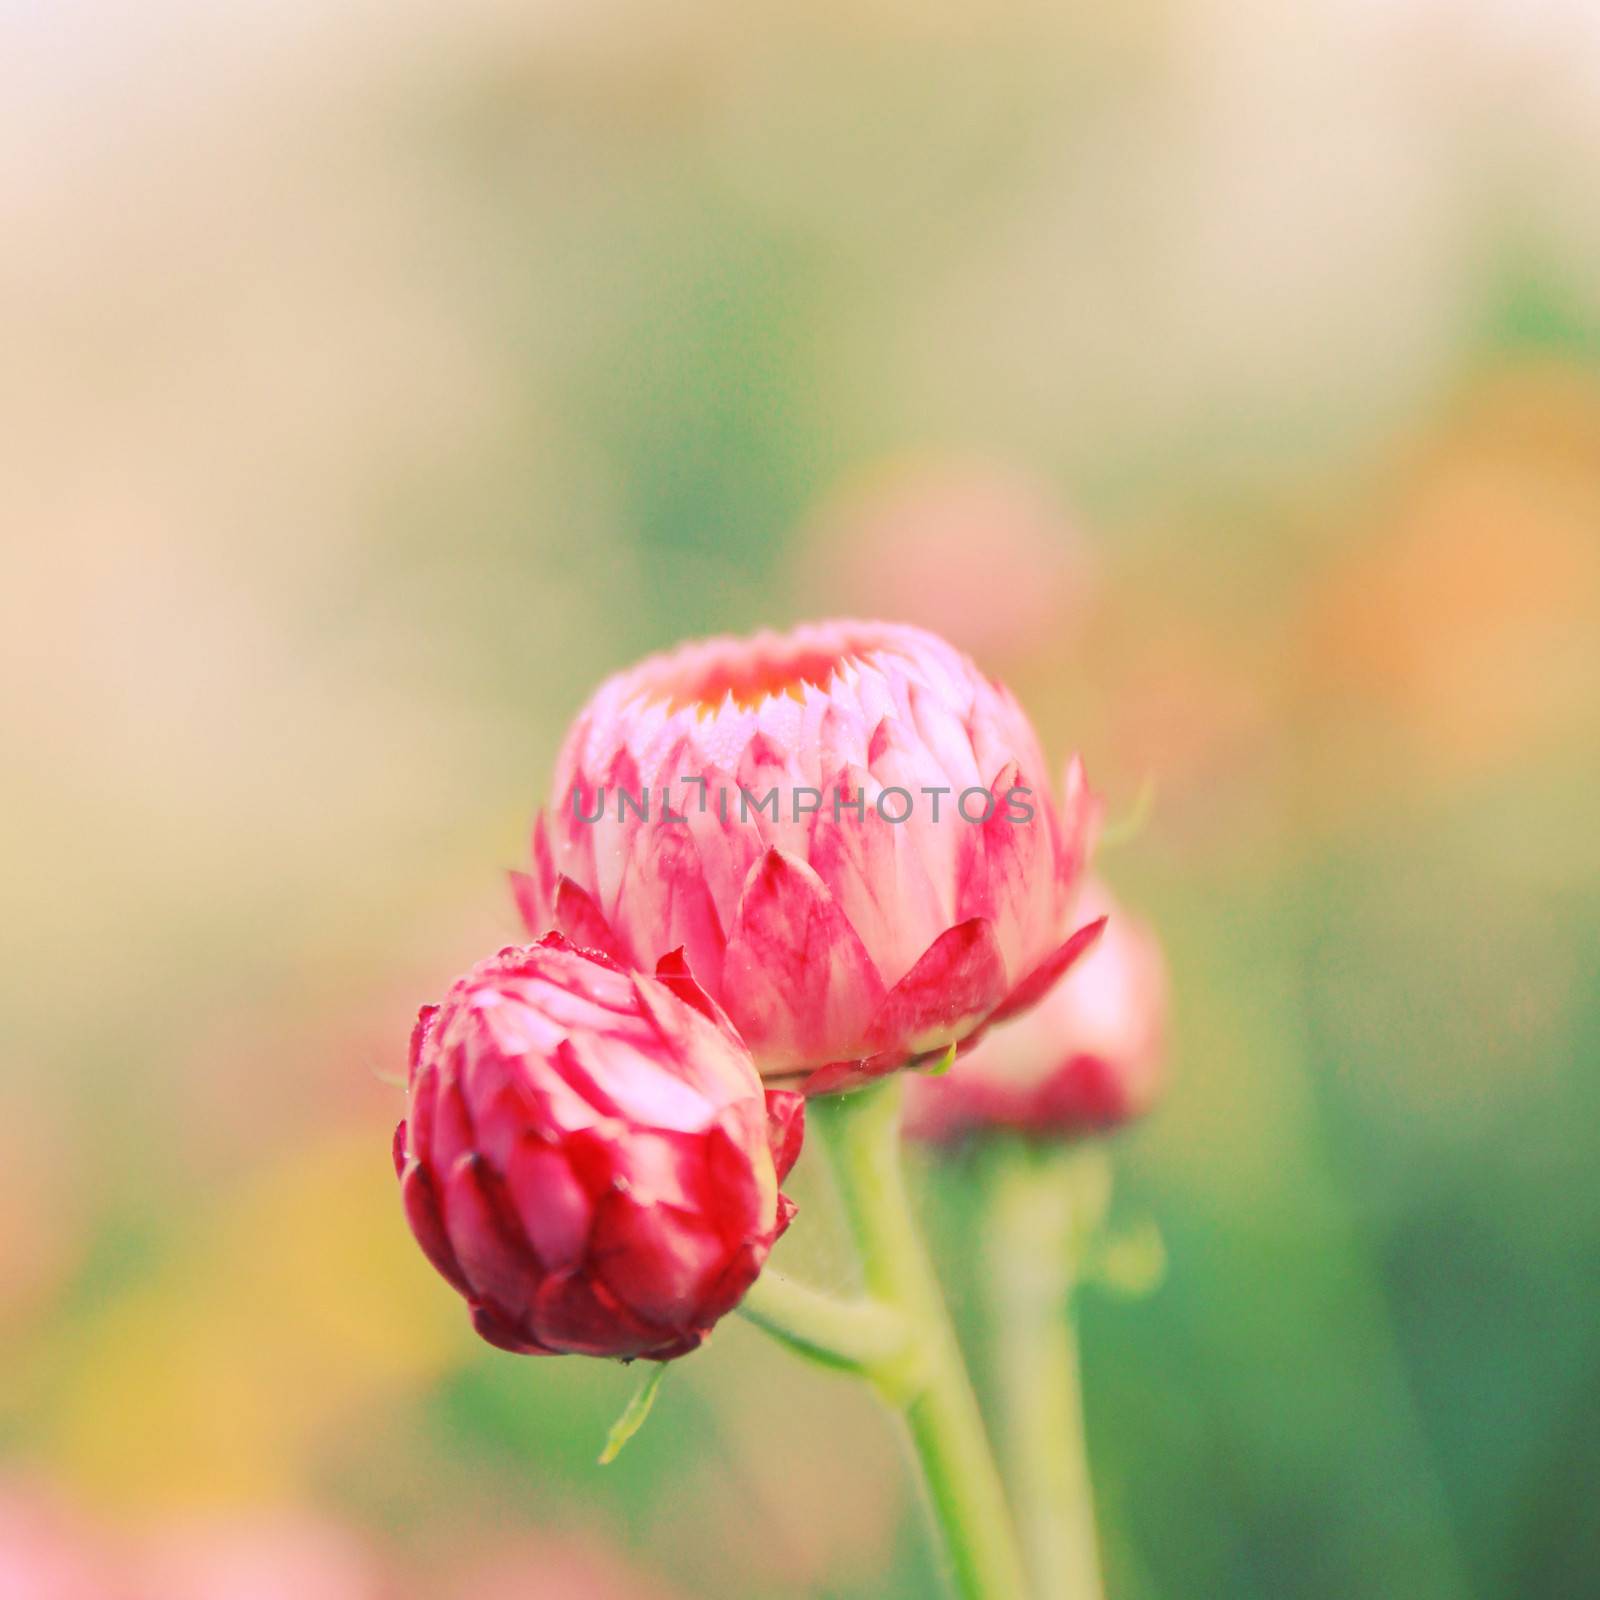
[4,1,1599,1595]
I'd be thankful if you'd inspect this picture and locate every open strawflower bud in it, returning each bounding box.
[394,934,802,1362]
[516,619,1104,1094]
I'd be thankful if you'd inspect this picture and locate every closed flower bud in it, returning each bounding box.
[905,882,1168,1141]
[394,935,803,1361]
[517,620,1100,1094]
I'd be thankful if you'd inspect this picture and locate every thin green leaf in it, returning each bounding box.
[597,1363,668,1465]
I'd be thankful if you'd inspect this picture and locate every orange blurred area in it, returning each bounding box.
[1302,360,1600,765]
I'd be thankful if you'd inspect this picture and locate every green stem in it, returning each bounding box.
[812,1079,1029,1600]
[987,1141,1110,1600]
[738,1268,912,1375]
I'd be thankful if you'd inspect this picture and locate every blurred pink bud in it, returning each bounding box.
[395,935,802,1360]
[439,1535,680,1600]
[905,881,1167,1141]
[519,620,1100,1094]
[132,1513,388,1600]
[794,459,1096,666]
[0,1486,120,1600]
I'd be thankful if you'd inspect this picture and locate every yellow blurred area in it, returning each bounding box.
[38,1132,460,1509]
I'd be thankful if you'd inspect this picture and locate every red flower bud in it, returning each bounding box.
[395,935,802,1361]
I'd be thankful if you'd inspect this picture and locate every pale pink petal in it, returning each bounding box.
[509,869,546,937]
[722,849,886,1067]
[613,824,726,987]
[806,762,945,983]
[531,810,556,898]
[954,760,1057,978]
[988,914,1108,1026]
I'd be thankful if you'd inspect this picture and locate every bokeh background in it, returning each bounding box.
[5,1,1600,1595]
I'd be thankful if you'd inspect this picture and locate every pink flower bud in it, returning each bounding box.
[518,620,1099,1093]
[394,935,802,1361]
[905,882,1168,1141]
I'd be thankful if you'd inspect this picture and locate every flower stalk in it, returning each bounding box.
[986,1141,1111,1600]
[809,1079,1030,1600]
[737,1268,912,1376]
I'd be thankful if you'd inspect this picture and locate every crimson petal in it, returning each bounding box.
[652,947,743,1045]
[865,917,1007,1060]
[553,874,624,960]
[763,1090,805,1182]
[400,1160,471,1297]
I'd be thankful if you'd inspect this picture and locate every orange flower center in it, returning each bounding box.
[642,629,882,714]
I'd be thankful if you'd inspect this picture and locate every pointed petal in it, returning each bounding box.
[429,1074,476,1171]
[722,849,886,1066]
[956,758,1074,984]
[503,1136,592,1272]
[406,1057,441,1158]
[865,917,1007,1061]
[763,1090,805,1182]
[552,874,624,960]
[676,754,764,931]
[906,680,982,788]
[590,1190,724,1328]
[652,948,745,1048]
[531,809,556,890]
[798,1057,871,1096]
[442,1152,537,1320]
[697,1238,768,1325]
[807,761,948,984]
[407,1005,440,1086]
[531,1269,663,1358]
[702,1111,771,1240]
[400,1160,471,1296]
[532,928,625,973]
[1052,754,1100,900]
[582,745,643,919]
[616,823,726,988]
[509,869,545,936]
[471,1301,544,1355]
[989,915,1108,1026]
